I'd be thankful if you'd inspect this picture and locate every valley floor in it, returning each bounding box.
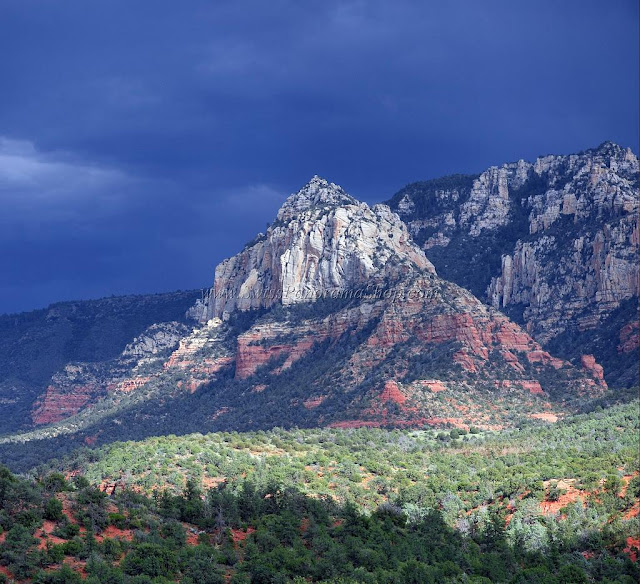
[0,401,636,582]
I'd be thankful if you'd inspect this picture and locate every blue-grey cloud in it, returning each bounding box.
[0,137,133,224]
[0,0,637,313]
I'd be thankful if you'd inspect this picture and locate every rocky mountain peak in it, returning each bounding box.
[201,179,434,321]
[276,176,360,222]
[591,140,636,160]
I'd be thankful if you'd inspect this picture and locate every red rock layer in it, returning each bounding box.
[32,384,98,425]
[235,306,380,380]
[494,380,545,395]
[580,354,606,384]
[416,380,447,392]
[233,275,608,431]
[618,320,639,353]
[343,278,602,394]
[379,380,407,404]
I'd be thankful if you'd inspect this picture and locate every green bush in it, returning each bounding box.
[44,497,63,521]
[108,512,127,529]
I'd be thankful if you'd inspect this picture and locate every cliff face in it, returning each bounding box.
[0,290,201,433]
[387,142,639,387]
[486,144,638,341]
[203,176,434,320]
[176,177,606,431]
[1,166,627,448]
[29,316,239,427]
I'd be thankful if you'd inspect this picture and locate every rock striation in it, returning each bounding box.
[178,176,609,430]
[387,142,639,386]
[8,159,629,440]
[486,144,638,342]
[202,176,434,320]
[31,322,191,425]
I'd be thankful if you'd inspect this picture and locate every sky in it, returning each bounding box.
[0,0,638,314]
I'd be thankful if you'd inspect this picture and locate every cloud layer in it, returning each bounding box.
[0,0,637,313]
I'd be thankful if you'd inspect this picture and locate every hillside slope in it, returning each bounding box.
[386,142,639,387]
[0,291,200,434]
[2,403,638,584]
[0,177,613,470]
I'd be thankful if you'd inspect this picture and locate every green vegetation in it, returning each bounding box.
[386,172,534,299]
[3,401,630,581]
[1,423,638,583]
[547,298,640,390]
[387,174,478,219]
[386,168,639,390]
[41,402,638,517]
[414,170,542,301]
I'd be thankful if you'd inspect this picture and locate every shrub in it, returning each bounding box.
[44,498,63,521]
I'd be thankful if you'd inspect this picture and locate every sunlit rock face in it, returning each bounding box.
[485,143,638,342]
[201,176,435,321]
[178,175,607,430]
[388,142,639,386]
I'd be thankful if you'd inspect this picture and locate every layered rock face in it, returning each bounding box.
[10,167,624,438]
[30,317,237,426]
[0,290,200,433]
[486,144,638,341]
[31,322,191,425]
[181,177,607,430]
[206,270,606,431]
[202,176,434,321]
[387,142,639,386]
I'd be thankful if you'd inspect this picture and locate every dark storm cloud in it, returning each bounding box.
[0,0,637,313]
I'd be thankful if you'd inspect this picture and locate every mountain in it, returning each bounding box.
[0,291,200,434]
[185,176,607,428]
[386,142,639,388]
[0,173,617,471]
[197,175,434,321]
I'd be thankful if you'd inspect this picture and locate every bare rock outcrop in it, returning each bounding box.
[202,176,434,320]
[31,322,190,425]
[388,142,639,386]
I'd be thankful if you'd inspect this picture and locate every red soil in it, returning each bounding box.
[184,525,201,546]
[539,480,584,514]
[95,525,134,542]
[379,381,407,405]
[84,435,98,446]
[202,476,227,490]
[624,537,640,562]
[417,380,447,392]
[530,412,559,423]
[0,566,14,580]
[303,395,327,409]
[620,472,638,497]
[34,520,68,549]
[211,407,230,420]
[623,504,640,520]
[231,527,255,544]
